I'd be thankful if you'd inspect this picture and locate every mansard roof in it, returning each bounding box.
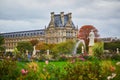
[54,14,75,27]
[2,29,45,34]
[48,12,76,28]
[1,29,45,38]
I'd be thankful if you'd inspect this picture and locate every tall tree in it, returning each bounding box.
[0,36,4,45]
[0,36,5,51]
[36,42,56,54]
[78,25,99,51]
[17,41,33,53]
[52,40,75,54]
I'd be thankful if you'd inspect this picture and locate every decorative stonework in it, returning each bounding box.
[1,12,78,51]
[46,12,78,44]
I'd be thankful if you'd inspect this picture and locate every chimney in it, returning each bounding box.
[51,12,54,22]
[68,13,72,21]
[45,25,46,29]
[60,12,64,25]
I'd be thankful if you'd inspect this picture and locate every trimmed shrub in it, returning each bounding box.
[0,58,20,80]
[92,42,104,59]
[63,60,119,80]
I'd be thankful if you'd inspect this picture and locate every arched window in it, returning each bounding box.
[18,34,20,37]
[34,33,36,35]
[10,35,12,37]
[22,34,23,36]
[31,33,33,36]
[40,32,42,34]
[16,34,18,37]
[25,33,26,36]
[13,35,15,37]
[37,32,39,35]
[27,33,29,36]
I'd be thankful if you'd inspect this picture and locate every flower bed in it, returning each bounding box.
[0,59,120,80]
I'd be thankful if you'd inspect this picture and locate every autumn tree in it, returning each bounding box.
[78,25,99,51]
[30,39,39,46]
[36,42,56,54]
[36,42,48,53]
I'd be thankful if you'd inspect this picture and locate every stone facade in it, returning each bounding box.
[0,12,78,52]
[45,12,78,44]
[1,30,45,52]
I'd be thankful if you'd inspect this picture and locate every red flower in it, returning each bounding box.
[110,66,115,72]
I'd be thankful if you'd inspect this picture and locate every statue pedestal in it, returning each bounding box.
[89,46,93,56]
[117,48,119,54]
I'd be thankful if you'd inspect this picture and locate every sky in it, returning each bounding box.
[0,0,120,38]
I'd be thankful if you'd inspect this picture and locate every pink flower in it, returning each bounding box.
[45,60,49,64]
[71,59,75,63]
[80,57,85,61]
[21,69,28,75]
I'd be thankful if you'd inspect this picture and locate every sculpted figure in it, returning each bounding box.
[89,30,95,46]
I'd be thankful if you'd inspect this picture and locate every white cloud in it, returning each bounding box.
[0,0,120,38]
[0,19,46,32]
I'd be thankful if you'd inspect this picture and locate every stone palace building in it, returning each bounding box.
[0,12,78,52]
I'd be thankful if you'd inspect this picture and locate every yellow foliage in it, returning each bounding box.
[100,61,115,75]
[26,62,39,72]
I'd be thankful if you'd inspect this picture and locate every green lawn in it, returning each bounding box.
[17,60,118,70]
[17,61,67,70]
